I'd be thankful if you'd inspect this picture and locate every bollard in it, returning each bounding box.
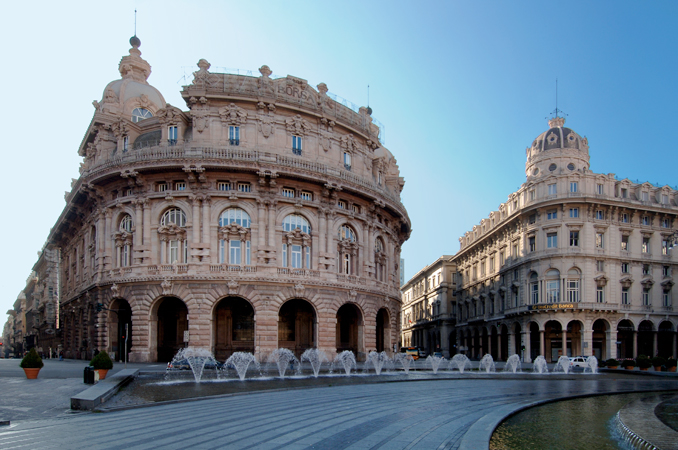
[83,366,95,384]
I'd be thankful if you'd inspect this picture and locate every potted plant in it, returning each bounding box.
[89,350,113,380]
[623,359,635,370]
[20,348,44,379]
[605,359,619,369]
[666,358,677,373]
[652,356,666,371]
[636,355,652,371]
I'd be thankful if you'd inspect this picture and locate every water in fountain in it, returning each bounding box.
[301,348,328,377]
[584,355,598,374]
[394,353,414,373]
[364,351,391,375]
[553,355,571,374]
[479,354,496,373]
[224,352,259,381]
[169,347,220,383]
[267,348,300,378]
[448,354,472,373]
[426,355,446,374]
[533,355,548,374]
[332,350,357,375]
[503,354,522,373]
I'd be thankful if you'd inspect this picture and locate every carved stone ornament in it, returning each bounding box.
[348,290,357,300]
[218,222,250,241]
[259,115,275,139]
[192,59,220,88]
[158,223,186,241]
[157,104,182,125]
[294,283,305,296]
[341,134,358,152]
[546,131,558,145]
[285,115,310,136]
[110,283,120,297]
[161,278,172,295]
[219,103,247,126]
[192,110,210,133]
[227,280,239,295]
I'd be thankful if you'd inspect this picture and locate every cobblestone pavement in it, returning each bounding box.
[1,376,677,449]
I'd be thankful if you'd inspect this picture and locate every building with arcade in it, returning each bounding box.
[28,36,410,362]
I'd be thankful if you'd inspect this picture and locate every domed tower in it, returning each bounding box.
[525,117,589,179]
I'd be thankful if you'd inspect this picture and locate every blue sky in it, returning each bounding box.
[1,1,677,319]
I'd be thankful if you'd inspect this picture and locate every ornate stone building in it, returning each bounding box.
[35,37,410,362]
[438,117,677,362]
[400,256,456,357]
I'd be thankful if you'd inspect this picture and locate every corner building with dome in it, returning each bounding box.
[442,117,677,363]
[46,37,410,362]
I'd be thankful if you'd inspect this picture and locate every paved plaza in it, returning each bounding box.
[1,360,677,449]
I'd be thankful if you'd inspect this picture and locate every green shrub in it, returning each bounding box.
[90,351,113,370]
[605,358,619,367]
[623,359,635,367]
[598,359,607,368]
[20,348,44,369]
[667,358,677,368]
[636,356,652,369]
[652,356,666,367]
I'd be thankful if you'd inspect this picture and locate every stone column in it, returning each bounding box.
[191,196,201,245]
[522,330,530,363]
[257,200,266,250]
[202,196,211,248]
[134,200,143,247]
[268,201,277,248]
[633,330,638,358]
[142,199,151,246]
[540,330,545,357]
[562,330,567,357]
[607,330,615,360]
[582,329,592,357]
[508,330,515,357]
[653,331,658,357]
[318,209,326,254]
[104,208,112,270]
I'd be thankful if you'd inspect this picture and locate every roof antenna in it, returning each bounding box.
[546,78,567,121]
[366,85,372,115]
[134,9,137,36]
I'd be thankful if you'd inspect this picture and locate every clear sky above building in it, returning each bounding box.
[1,1,677,317]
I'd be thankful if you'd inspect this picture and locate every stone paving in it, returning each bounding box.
[1,374,677,449]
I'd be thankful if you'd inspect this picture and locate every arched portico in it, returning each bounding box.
[106,298,132,362]
[154,297,188,362]
[279,298,316,358]
[544,320,563,362]
[214,296,254,360]
[336,303,364,358]
[376,308,391,353]
[638,320,654,357]
[658,321,675,358]
[567,320,583,357]
[592,319,610,360]
[617,319,635,359]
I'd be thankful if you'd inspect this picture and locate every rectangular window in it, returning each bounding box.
[597,260,604,272]
[351,204,360,213]
[547,210,557,220]
[168,126,178,144]
[124,188,132,197]
[643,264,650,275]
[529,190,536,201]
[664,292,672,307]
[217,181,231,191]
[343,152,352,169]
[238,183,251,193]
[175,182,186,191]
[480,261,486,276]
[230,240,242,265]
[529,214,536,224]
[229,126,240,145]
[123,135,129,152]
[528,236,535,252]
[597,184,604,195]
[546,280,560,303]
[595,232,604,249]
[621,235,629,251]
[621,188,628,198]
[157,182,168,192]
[642,191,649,201]
[662,239,669,255]
[621,262,629,274]
[548,184,557,195]
[569,231,579,247]
[338,200,346,209]
[567,280,579,302]
[531,283,539,304]
[596,286,605,303]
[292,135,303,155]
[305,246,310,269]
[661,218,670,228]
[282,243,287,267]
[569,208,579,218]
[489,256,495,272]
[300,191,312,201]
[570,182,578,193]
[282,188,295,198]
[642,237,650,253]
[513,244,519,258]
[500,251,505,266]
[642,216,650,226]
[291,244,302,268]
[662,194,669,204]
[547,232,558,248]
[664,266,671,277]
[622,287,629,305]
[596,210,604,220]
[621,213,629,223]
[642,288,650,306]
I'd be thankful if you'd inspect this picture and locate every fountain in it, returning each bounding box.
[224,352,259,381]
[479,354,496,373]
[448,354,472,373]
[365,351,391,375]
[533,355,548,374]
[394,353,414,373]
[332,350,357,375]
[301,348,329,377]
[503,354,522,373]
[267,348,300,378]
[168,347,220,383]
[426,355,446,374]
[584,355,598,374]
[553,355,571,374]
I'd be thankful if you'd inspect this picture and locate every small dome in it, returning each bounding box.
[101,79,165,108]
[530,117,584,153]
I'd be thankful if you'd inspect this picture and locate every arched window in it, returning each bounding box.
[375,237,387,282]
[218,208,251,265]
[282,214,311,269]
[337,224,358,275]
[567,268,581,303]
[131,107,153,123]
[545,269,560,303]
[117,214,133,267]
[159,208,187,264]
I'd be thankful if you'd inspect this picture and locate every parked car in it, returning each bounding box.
[569,356,588,368]
[418,349,428,358]
[404,347,419,360]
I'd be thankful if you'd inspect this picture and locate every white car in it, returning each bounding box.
[569,356,589,368]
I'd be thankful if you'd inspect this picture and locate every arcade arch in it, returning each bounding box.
[278,299,316,358]
[213,297,254,360]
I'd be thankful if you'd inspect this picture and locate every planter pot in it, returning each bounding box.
[668,367,676,373]
[23,368,40,379]
[95,369,109,380]
[654,366,662,372]
[608,366,618,370]
[625,366,634,370]
[640,367,649,371]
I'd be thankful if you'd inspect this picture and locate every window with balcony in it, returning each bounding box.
[168,125,178,145]
[292,135,303,155]
[570,182,578,193]
[229,126,240,145]
[123,135,129,152]
[642,288,651,306]
[160,208,188,264]
[545,269,560,303]
[597,184,604,195]
[548,184,557,195]
[218,208,252,265]
[596,286,605,303]
[343,152,352,170]
[621,287,630,305]
[338,224,357,275]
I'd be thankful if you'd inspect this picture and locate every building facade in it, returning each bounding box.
[12,37,410,362]
[400,256,457,357]
[451,117,677,362]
